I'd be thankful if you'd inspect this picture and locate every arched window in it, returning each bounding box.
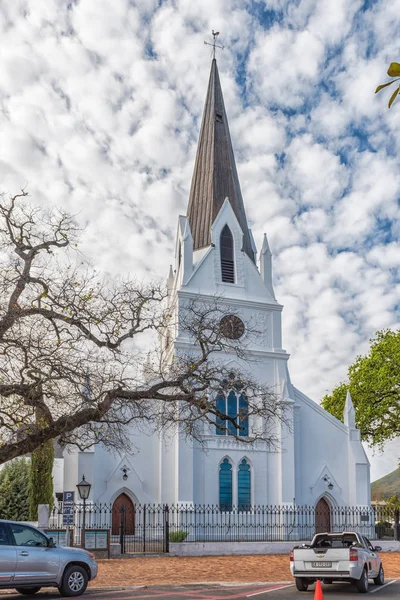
[227,390,237,436]
[215,389,249,437]
[219,458,233,511]
[220,225,235,283]
[238,459,251,511]
[239,394,248,436]
[216,393,226,436]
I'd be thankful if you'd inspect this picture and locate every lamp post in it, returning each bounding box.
[76,475,91,535]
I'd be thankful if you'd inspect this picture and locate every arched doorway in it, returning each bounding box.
[112,493,135,535]
[315,497,331,533]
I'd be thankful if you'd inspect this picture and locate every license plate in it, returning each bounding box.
[311,561,332,568]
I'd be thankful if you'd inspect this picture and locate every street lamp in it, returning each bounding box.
[76,475,91,533]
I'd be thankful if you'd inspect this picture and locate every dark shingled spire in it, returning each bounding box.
[187,59,254,262]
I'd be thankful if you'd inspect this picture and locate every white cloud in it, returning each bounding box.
[248,27,325,108]
[285,134,349,208]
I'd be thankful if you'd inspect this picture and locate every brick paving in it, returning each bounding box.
[90,553,400,588]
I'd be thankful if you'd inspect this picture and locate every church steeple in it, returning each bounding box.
[187,59,254,262]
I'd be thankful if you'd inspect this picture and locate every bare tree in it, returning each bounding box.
[0,192,287,464]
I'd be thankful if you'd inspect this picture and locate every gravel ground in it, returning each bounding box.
[89,553,400,587]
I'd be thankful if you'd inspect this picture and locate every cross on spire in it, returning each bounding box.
[204,30,224,60]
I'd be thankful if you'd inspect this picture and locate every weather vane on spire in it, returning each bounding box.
[204,30,224,60]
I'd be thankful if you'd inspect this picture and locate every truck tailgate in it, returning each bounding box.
[293,548,351,573]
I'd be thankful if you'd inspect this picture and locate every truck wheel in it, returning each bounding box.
[295,578,309,591]
[373,565,384,586]
[355,568,369,593]
[59,565,88,597]
[15,589,41,595]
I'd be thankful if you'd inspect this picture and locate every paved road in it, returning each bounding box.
[2,581,399,599]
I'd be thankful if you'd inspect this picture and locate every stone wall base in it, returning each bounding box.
[169,540,400,556]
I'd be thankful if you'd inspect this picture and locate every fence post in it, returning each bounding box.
[143,504,146,553]
[164,504,170,553]
[119,505,125,554]
[395,509,400,541]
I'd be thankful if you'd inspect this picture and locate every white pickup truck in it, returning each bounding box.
[290,532,384,593]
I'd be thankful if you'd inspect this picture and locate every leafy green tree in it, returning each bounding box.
[386,494,400,511]
[322,329,400,448]
[0,458,30,520]
[376,63,400,108]
[29,440,54,520]
[320,383,348,423]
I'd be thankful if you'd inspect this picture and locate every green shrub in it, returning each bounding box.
[169,530,189,542]
[29,440,54,520]
[0,458,30,520]
[375,520,394,539]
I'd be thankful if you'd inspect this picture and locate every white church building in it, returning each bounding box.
[63,58,370,527]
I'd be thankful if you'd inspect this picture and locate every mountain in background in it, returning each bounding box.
[371,469,400,501]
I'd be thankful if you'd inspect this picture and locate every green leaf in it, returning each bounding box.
[321,329,400,449]
[388,86,400,108]
[387,62,400,77]
[375,80,396,94]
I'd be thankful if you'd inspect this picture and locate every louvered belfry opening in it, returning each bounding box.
[220,225,235,283]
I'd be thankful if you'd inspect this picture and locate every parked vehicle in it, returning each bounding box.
[290,532,383,593]
[0,519,98,596]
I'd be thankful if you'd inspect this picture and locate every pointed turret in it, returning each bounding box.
[344,390,356,429]
[82,369,92,401]
[187,59,254,262]
[167,265,174,295]
[143,352,155,383]
[260,233,275,299]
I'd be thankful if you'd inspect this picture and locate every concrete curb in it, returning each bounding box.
[88,582,294,591]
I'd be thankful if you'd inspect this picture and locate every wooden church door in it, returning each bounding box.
[315,497,331,533]
[112,493,135,535]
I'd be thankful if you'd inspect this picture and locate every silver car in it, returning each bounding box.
[0,519,98,596]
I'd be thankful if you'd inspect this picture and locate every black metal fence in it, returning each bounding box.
[47,502,399,553]
[168,504,397,543]
[49,502,168,554]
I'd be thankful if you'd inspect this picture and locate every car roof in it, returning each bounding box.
[0,519,39,526]
[315,532,359,537]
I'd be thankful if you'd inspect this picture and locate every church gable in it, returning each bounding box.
[177,199,277,305]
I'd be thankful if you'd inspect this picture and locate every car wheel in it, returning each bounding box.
[59,565,88,597]
[373,565,384,586]
[295,578,309,591]
[356,568,369,593]
[15,588,42,595]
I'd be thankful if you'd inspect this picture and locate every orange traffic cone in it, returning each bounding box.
[314,580,324,600]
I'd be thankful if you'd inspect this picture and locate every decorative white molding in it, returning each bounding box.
[201,436,269,452]
[310,464,341,494]
[178,289,283,312]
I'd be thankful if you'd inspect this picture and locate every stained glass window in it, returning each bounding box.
[219,458,233,511]
[215,391,248,436]
[216,393,226,435]
[238,459,251,511]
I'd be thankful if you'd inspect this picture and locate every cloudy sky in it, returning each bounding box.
[1,0,399,481]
